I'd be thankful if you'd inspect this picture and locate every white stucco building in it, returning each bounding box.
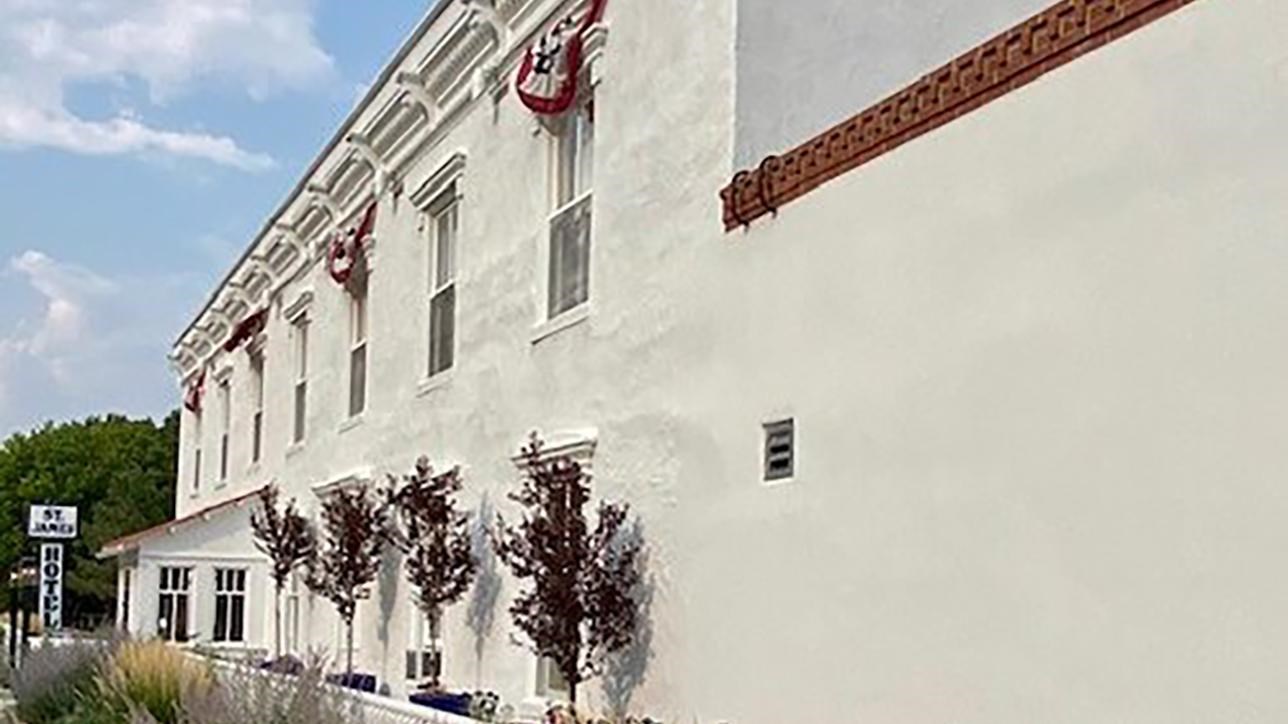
[102,0,1288,720]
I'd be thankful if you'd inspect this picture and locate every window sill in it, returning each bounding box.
[338,415,365,434]
[285,441,306,459]
[417,369,455,398]
[530,303,590,345]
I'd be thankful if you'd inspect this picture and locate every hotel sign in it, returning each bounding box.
[39,544,64,631]
[28,505,78,539]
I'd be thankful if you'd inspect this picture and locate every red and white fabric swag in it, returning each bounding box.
[515,0,607,115]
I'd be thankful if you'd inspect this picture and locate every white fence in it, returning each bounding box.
[198,655,479,724]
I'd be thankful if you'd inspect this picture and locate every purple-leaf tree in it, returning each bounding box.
[307,483,387,676]
[384,457,477,691]
[249,485,317,658]
[497,434,643,705]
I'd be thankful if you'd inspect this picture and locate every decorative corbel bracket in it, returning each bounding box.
[346,132,391,198]
[306,182,343,224]
[396,71,440,123]
[462,0,507,46]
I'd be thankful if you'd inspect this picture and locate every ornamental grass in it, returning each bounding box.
[97,640,212,724]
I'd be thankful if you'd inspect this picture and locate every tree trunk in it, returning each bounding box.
[428,607,442,690]
[274,584,283,659]
[345,615,355,677]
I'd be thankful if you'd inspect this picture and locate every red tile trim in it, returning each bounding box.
[721,0,1202,231]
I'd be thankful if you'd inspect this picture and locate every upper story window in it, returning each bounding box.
[548,96,594,319]
[217,378,231,483]
[348,284,368,418]
[191,412,203,493]
[428,187,458,378]
[250,352,264,464]
[292,317,309,444]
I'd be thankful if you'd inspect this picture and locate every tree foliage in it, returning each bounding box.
[0,412,178,627]
[250,485,317,657]
[384,456,476,690]
[497,434,643,703]
[306,483,385,675]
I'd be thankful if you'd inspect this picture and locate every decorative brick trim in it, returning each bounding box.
[721,0,1201,231]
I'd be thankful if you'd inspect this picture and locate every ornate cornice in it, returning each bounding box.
[721,0,1202,231]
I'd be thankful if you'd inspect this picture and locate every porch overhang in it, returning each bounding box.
[97,486,268,559]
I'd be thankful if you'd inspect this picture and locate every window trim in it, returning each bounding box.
[217,378,232,485]
[543,96,595,324]
[290,317,310,446]
[157,566,193,643]
[347,288,369,419]
[212,568,248,644]
[426,189,459,380]
[249,351,265,465]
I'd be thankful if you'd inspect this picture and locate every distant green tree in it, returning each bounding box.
[0,412,178,628]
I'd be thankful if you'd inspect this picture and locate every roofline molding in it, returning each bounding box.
[721,0,1203,231]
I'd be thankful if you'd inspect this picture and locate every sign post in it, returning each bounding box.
[27,505,78,637]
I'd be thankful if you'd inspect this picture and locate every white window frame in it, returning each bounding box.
[535,656,571,699]
[157,566,192,643]
[212,568,247,644]
[348,288,368,419]
[427,187,459,380]
[250,351,265,464]
[406,601,443,684]
[291,316,309,445]
[217,378,231,485]
[284,572,303,655]
[546,95,594,321]
[191,412,203,494]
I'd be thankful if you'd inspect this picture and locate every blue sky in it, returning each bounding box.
[0,1,435,438]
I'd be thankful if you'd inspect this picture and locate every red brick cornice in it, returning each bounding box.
[721,0,1202,231]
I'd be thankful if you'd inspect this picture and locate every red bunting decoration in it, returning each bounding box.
[183,371,206,414]
[222,308,268,353]
[327,200,377,288]
[515,0,607,116]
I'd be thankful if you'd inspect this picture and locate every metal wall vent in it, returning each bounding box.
[763,419,795,482]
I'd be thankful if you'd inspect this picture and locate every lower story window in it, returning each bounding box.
[158,567,192,643]
[213,568,247,643]
[536,656,570,699]
[120,569,132,631]
[284,573,302,655]
[406,606,442,683]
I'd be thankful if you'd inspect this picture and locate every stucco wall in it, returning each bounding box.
[702,0,1288,720]
[159,0,1288,720]
[170,0,736,713]
[733,0,1052,165]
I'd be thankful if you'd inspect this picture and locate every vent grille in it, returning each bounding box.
[763,419,795,482]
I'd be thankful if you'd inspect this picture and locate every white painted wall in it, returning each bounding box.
[734,0,1052,165]
[169,0,737,714]
[155,0,1288,721]
[700,1,1288,721]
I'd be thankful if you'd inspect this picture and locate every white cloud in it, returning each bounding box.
[0,0,335,170]
[0,250,201,436]
[8,250,115,359]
